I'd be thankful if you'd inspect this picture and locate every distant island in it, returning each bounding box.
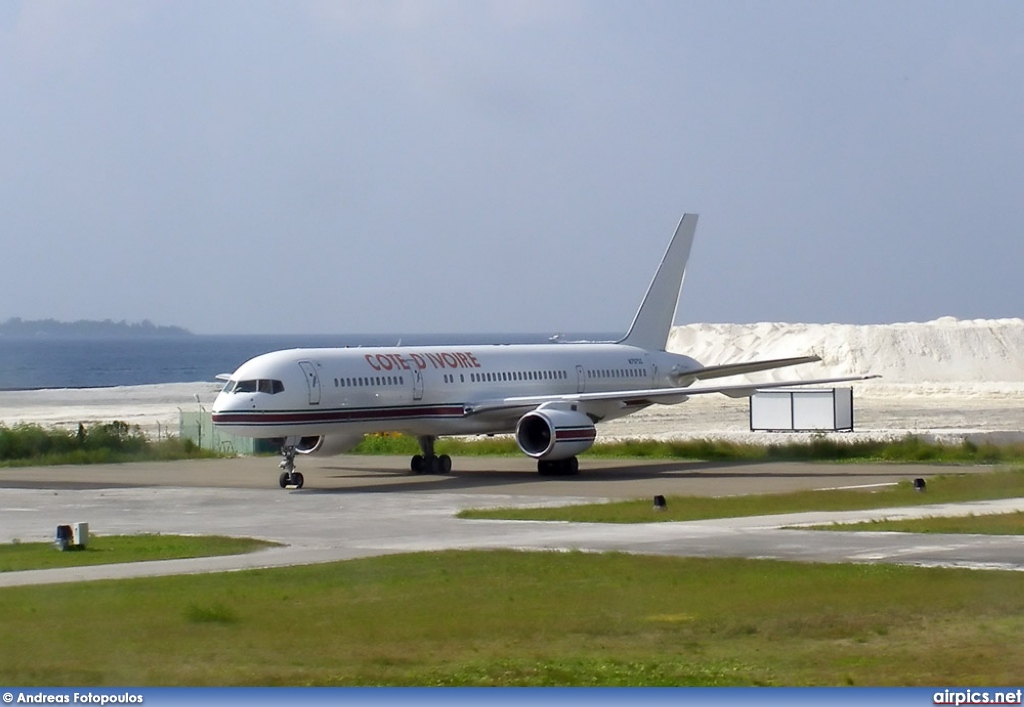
[0,317,193,337]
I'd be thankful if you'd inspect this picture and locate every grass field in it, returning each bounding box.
[1,550,1022,686]
[6,424,1024,467]
[814,511,1024,535]
[459,468,1024,523]
[4,448,1022,686]
[0,535,279,572]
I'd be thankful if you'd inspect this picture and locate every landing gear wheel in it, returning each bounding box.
[279,471,304,488]
[410,436,453,475]
[537,456,579,476]
[410,452,451,474]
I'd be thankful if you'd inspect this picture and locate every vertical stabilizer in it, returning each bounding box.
[618,213,698,351]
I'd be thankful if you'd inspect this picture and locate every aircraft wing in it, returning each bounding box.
[462,374,879,417]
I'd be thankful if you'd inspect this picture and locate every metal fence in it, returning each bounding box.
[178,410,280,455]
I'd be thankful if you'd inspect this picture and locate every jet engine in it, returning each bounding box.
[293,434,364,456]
[515,406,596,460]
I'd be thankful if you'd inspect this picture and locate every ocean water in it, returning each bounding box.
[0,333,616,390]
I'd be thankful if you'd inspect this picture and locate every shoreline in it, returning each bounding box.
[2,381,1023,446]
[0,382,223,439]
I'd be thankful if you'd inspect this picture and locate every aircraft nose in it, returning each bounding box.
[211,392,227,414]
[211,390,240,413]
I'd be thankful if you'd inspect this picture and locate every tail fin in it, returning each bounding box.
[618,213,698,351]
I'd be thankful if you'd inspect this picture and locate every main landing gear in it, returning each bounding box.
[278,442,304,489]
[410,435,452,474]
[537,457,580,476]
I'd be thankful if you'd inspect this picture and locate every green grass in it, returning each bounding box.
[814,511,1024,535]
[459,468,1024,523]
[0,421,222,467]
[1,550,1022,686]
[352,432,1024,464]
[0,535,279,572]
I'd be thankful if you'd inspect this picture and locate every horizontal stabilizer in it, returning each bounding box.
[676,355,821,384]
[694,374,881,399]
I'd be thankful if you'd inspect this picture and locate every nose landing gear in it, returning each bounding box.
[278,442,304,489]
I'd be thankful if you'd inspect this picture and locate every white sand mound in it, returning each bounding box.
[668,317,1024,384]
[589,317,1023,443]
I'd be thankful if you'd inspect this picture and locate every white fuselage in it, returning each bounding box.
[211,342,700,439]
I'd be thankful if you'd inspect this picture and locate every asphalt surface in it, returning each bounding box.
[1,455,1023,586]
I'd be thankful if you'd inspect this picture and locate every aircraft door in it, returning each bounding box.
[412,368,424,401]
[298,361,321,405]
[644,353,658,386]
[576,364,586,393]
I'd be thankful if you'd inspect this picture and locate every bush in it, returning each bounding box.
[0,421,219,466]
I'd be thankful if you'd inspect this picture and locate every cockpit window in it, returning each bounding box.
[258,379,285,394]
[225,379,284,394]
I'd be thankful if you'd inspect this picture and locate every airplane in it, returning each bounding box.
[211,213,876,489]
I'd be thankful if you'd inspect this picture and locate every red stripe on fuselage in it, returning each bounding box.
[212,404,465,428]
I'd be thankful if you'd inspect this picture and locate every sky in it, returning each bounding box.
[1,1,1022,335]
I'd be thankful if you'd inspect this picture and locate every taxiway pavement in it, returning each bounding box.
[1,456,1022,587]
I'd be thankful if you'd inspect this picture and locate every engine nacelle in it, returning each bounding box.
[515,407,597,460]
[293,434,364,456]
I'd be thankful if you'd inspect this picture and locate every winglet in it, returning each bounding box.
[618,213,698,351]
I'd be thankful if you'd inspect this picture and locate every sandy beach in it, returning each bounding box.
[0,382,223,441]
